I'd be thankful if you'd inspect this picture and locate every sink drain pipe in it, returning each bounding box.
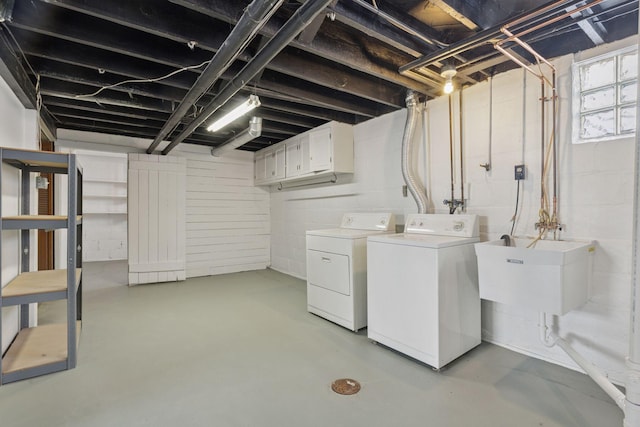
[539,313,626,410]
[401,91,428,214]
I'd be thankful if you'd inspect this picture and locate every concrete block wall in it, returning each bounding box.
[268,36,637,383]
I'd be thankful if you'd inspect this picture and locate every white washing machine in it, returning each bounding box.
[306,213,396,331]
[367,213,480,369]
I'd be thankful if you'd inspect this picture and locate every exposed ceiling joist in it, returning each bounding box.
[0,0,634,152]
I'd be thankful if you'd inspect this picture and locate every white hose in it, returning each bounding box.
[401,91,428,214]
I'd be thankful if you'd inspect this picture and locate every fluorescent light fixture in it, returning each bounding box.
[440,64,457,95]
[206,94,261,132]
[211,117,262,157]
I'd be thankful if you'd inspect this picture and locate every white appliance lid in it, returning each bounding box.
[367,233,479,248]
[307,228,395,239]
[404,214,479,238]
[339,213,395,231]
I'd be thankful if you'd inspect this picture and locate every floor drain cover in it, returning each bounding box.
[331,378,361,395]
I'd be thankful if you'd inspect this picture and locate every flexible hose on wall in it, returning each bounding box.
[401,91,428,214]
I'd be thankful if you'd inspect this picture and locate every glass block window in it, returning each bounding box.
[573,47,637,143]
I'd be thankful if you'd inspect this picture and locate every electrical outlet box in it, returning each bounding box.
[514,164,525,180]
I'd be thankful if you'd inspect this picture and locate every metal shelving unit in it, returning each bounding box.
[0,147,83,385]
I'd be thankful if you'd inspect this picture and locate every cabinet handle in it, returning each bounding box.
[321,257,331,263]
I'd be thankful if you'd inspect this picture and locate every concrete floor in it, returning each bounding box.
[0,262,624,427]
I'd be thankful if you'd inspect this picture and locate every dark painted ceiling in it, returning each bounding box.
[0,0,637,153]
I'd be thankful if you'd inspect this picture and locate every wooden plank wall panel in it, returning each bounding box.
[177,145,270,278]
[128,154,186,285]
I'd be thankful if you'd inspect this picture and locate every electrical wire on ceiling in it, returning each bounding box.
[68,0,284,102]
[73,59,212,99]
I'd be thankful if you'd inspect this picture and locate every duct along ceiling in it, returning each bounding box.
[0,0,636,153]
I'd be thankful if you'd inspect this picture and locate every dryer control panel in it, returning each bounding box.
[340,213,395,231]
[405,214,479,237]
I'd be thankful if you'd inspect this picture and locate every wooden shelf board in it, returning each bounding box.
[2,215,83,221]
[83,211,126,215]
[1,148,70,169]
[84,179,126,184]
[3,269,81,298]
[2,322,81,375]
[84,194,127,198]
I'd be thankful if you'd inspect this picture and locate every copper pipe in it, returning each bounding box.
[502,0,603,42]
[499,29,556,70]
[504,0,571,29]
[541,78,546,213]
[459,89,465,211]
[448,94,456,214]
[552,70,558,222]
[494,44,542,80]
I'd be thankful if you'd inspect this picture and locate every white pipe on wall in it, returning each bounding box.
[553,335,626,410]
[538,313,626,412]
[624,11,640,426]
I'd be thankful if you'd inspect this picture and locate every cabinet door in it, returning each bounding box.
[264,148,276,180]
[274,145,286,180]
[299,135,311,175]
[285,139,300,177]
[254,151,267,183]
[308,127,332,172]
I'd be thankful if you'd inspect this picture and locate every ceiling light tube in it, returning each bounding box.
[207,94,261,132]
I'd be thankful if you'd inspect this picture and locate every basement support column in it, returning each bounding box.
[624,10,640,426]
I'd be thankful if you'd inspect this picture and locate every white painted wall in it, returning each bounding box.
[55,130,269,279]
[269,37,638,384]
[53,148,128,262]
[179,144,270,277]
[270,109,424,279]
[0,77,39,353]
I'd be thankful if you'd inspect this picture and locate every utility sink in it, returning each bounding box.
[475,238,595,315]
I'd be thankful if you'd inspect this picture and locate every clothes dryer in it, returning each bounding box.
[306,213,395,331]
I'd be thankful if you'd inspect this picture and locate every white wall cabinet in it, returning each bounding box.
[254,150,266,182]
[285,135,312,178]
[264,145,286,181]
[254,121,353,186]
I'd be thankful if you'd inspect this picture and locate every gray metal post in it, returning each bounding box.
[19,165,29,328]
[67,154,77,368]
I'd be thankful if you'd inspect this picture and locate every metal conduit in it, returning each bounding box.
[146,0,283,154]
[161,0,334,155]
[401,91,428,214]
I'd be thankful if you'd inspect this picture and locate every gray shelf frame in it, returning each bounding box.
[0,147,83,384]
